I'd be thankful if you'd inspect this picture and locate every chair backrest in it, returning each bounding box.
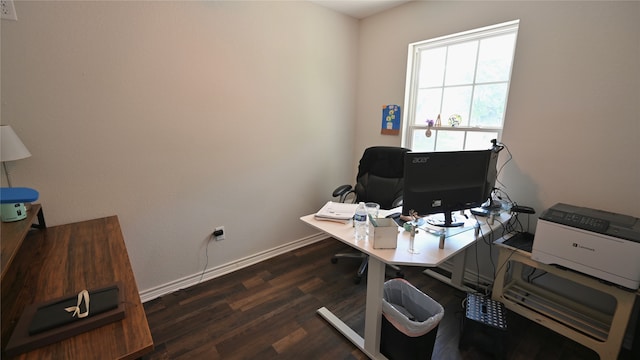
[354,146,410,209]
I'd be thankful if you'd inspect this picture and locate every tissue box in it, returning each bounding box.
[372,218,399,249]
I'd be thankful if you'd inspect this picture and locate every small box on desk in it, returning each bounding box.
[5,283,124,357]
[371,218,399,249]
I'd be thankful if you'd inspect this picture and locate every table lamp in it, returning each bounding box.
[1,125,32,221]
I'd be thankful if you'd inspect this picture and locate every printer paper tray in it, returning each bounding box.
[502,280,611,341]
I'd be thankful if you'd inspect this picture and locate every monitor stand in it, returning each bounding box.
[426,211,465,228]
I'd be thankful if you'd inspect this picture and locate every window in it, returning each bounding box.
[401,20,519,152]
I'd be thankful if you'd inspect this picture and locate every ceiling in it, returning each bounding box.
[307,0,413,19]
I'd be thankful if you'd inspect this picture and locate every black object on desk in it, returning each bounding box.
[6,283,125,357]
[502,232,534,253]
[385,212,406,226]
[28,285,120,335]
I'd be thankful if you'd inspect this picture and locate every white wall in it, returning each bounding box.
[3,0,638,305]
[1,1,359,297]
[357,0,640,220]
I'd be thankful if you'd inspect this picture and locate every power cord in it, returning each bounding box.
[494,141,513,190]
[198,235,212,284]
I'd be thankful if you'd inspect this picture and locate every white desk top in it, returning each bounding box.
[301,209,511,268]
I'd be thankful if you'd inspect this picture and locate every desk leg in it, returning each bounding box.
[598,289,636,359]
[364,257,386,358]
[449,250,467,288]
[423,250,475,293]
[317,256,388,360]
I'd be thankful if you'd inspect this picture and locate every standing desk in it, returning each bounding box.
[300,210,510,359]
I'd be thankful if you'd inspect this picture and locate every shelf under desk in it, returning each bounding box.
[1,204,45,282]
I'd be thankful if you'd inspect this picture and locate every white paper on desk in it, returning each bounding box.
[314,201,357,222]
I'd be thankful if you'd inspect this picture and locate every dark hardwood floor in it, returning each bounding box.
[142,238,634,359]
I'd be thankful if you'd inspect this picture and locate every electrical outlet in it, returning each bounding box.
[213,226,225,241]
[1,0,18,21]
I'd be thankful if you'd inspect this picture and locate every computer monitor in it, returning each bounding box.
[402,147,500,227]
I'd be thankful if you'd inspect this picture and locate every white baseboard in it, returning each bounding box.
[139,233,328,303]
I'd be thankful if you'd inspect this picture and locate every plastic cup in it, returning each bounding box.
[365,202,380,219]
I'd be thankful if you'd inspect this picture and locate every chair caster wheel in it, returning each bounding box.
[396,271,405,278]
[331,258,338,264]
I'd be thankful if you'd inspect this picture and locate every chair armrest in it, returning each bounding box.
[391,197,403,208]
[332,184,353,199]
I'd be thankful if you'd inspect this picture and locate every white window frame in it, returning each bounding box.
[401,20,520,151]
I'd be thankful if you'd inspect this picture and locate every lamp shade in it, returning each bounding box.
[0,125,31,162]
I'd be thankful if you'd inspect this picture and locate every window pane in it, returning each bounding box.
[415,88,442,124]
[476,34,516,83]
[402,21,518,152]
[418,47,446,87]
[444,41,478,86]
[441,86,472,126]
[434,131,464,151]
[411,130,436,152]
[465,131,499,150]
[470,83,508,127]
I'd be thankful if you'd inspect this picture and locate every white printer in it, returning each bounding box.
[531,203,640,290]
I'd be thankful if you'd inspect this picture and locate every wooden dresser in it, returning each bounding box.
[1,206,153,359]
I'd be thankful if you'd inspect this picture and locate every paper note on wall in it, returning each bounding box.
[381,105,400,135]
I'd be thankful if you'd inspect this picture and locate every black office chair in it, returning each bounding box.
[331,146,410,284]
